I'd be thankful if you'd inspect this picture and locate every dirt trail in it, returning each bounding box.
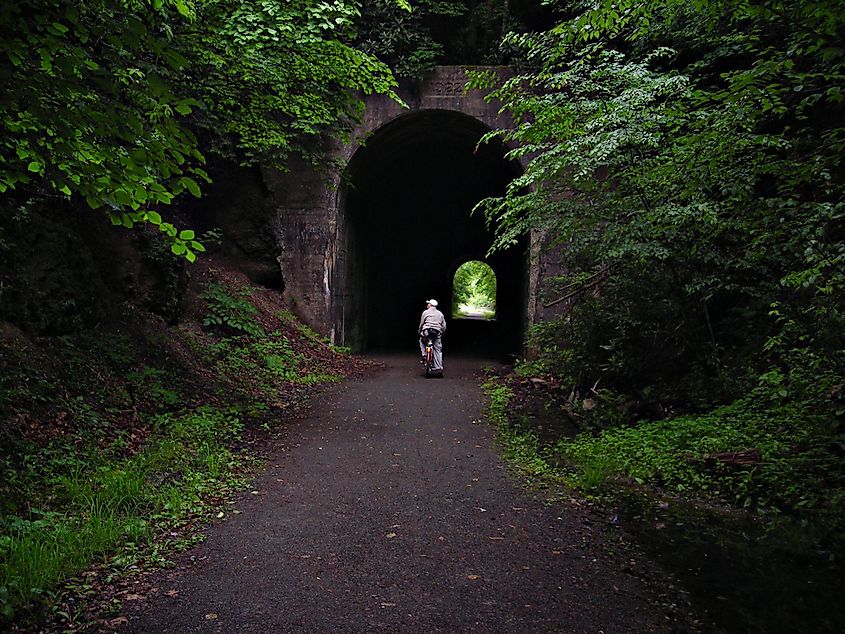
[125,355,684,633]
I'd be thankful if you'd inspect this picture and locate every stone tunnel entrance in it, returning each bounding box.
[335,109,527,357]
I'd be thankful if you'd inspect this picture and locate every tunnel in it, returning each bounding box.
[335,109,528,358]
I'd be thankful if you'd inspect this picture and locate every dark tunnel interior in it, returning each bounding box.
[336,110,527,358]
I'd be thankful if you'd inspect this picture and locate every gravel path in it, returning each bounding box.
[125,355,679,633]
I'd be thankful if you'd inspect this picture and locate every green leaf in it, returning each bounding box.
[114,189,132,206]
[175,0,191,17]
[0,0,398,243]
[171,242,186,255]
[181,177,201,197]
[179,229,195,240]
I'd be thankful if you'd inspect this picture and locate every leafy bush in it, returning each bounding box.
[556,381,845,555]
[126,366,181,408]
[200,283,264,337]
[471,0,845,416]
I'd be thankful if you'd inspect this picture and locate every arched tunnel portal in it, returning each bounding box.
[335,109,527,358]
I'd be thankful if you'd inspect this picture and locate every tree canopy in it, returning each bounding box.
[471,0,845,406]
[467,2,845,597]
[0,0,398,259]
[453,260,496,319]
[353,0,553,78]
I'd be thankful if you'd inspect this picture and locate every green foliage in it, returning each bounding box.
[556,383,845,554]
[474,6,845,600]
[353,0,553,77]
[0,0,211,259]
[0,0,398,257]
[182,0,400,165]
[483,379,512,426]
[452,260,496,319]
[354,0,463,78]
[212,336,340,387]
[126,366,181,408]
[296,322,329,344]
[483,380,554,478]
[0,407,250,620]
[0,267,350,624]
[470,0,845,410]
[200,283,264,337]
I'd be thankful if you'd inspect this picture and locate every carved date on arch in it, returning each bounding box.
[431,80,464,96]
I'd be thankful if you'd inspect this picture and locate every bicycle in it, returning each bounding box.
[421,328,443,378]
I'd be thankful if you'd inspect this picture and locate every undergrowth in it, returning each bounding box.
[483,375,845,555]
[482,365,845,632]
[483,381,556,480]
[0,269,351,626]
[209,333,341,389]
[0,407,252,622]
[200,282,264,337]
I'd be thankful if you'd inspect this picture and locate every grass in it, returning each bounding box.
[0,276,351,626]
[482,380,556,480]
[485,374,844,519]
[481,373,845,633]
[211,335,341,389]
[0,407,252,622]
[483,371,845,562]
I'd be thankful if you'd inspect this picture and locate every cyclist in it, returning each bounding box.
[418,299,446,376]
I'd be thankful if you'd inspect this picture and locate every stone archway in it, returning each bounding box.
[261,66,541,355]
[336,108,526,355]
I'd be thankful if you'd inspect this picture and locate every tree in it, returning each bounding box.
[470,0,845,405]
[453,260,496,317]
[0,0,399,259]
[352,0,554,79]
[353,0,467,78]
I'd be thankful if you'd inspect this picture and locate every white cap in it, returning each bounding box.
[427,299,438,307]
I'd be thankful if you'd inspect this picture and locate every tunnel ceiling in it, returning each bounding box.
[340,109,527,357]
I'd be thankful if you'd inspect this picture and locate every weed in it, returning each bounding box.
[211,336,339,388]
[126,366,181,409]
[200,283,264,337]
[297,322,328,344]
[200,228,224,250]
[0,407,252,621]
[482,381,554,478]
[77,332,136,369]
[276,310,295,323]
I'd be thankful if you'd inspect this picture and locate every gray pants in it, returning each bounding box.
[419,331,443,371]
